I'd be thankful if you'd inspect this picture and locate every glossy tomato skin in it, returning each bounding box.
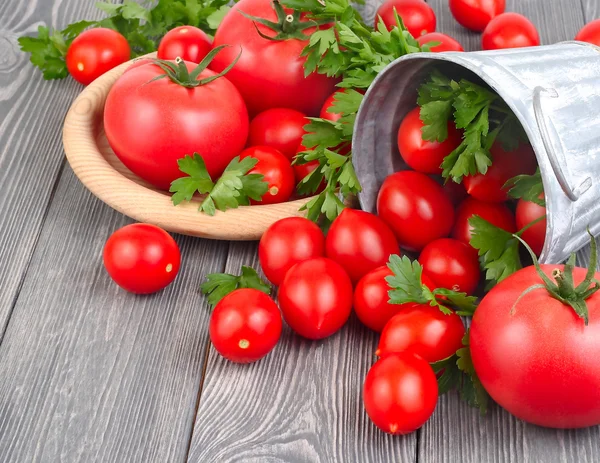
[210,0,338,116]
[377,171,455,252]
[157,26,212,63]
[417,32,464,52]
[209,288,282,363]
[375,0,436,37]
[449,0,505,32]
[363,353,438,435]
[516,197,547,256]
[103,223,181,294]
[576,20,600,46]
[326,209,400,283]
[259,217,325,286]
[376,306,465,362]
[419,238,480,295]
[463,143,537,203]
[452,197,516,246]
[278,257,353,339]
[471,265,600,428]
[239,146,295,204]
[354,266,437,332]
[248,108,307,160]
[398,107,462,174]
[320,90,343,122]
[104,60,249,190]
[482,13,540,50]
[66,28,130,85]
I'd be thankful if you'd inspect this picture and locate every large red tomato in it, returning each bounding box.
[104,60,249,190]
[157,25,212,63]
[449,0,505,32]
[377,171,455,251]
[417,32,464,52]
[239,146,295,204]
[471,264,600,428]
[375,0,436,37]
[452,197,516,246]
[576,20,600,47]
[482,13,540,50]
[325,208,400,283]
[210,0,338,116]
[516,196,547,256]
[248,108,307,160]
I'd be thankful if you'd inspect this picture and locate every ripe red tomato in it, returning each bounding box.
[66,28,130,85]
[376,306,465,362]
[482,13,540,50]
[419,238,480,295]
[354,266,437,332]
[239,146,295,204]
[363,353,438,435]
[104,60,248,190]
[417,32,464,52]
[157,25,212,63]
[248,108,307,161]
[278,257,353,339]
[320,90,343,122]
[463,143,537,203]
[377,171,455,252]
[470,264,600,428]
[443,180,468,207]
[259,217,325,286]
[293,160,325,193]
[516,196,547,256]
[103,223,180,294]
[210,0,338,116]
[125,58,154,73]
[326,209,400,283]
[576,20,600,47]
[375,0,436,37]
[449,0,505,32]
[209,288,282,363]
[398,107,462,174]
[452,197,516,246]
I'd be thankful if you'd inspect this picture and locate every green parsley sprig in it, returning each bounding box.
[201,266,271,307]
[505,168,545,206]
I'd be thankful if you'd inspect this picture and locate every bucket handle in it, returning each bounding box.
[533,86,592,202]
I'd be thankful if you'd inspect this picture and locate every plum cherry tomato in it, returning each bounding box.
[375,0,436,38]
[576,20,600,47]
[278,257,353,339]
[516,196,547,256]
[363,352,438,435]
[240,146,295,205]
[482,13,540,50]
[354,266,437,332]
[103,223,180,294]
[417,32,464,52]
[419,238,480,295]
[376,306,465,362]
[449,0,505,32]
[66,28,130,85]
[452,197,516,246]
[259,217,325,286]
[398,107,462,174]
[209,288,282,363]
[377,171,455,252]
[157,25,212,63]
[325,208,400,283]
[248,108,307,161]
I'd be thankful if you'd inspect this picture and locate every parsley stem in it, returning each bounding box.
[516,214,547,237]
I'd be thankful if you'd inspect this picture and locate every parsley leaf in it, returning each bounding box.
[201,266,271,307]
[170,154,215,205]
[505,168,545,206]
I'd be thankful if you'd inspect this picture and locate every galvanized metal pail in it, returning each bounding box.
[353,42,600,264]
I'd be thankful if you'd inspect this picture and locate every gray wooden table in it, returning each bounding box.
[0,0,598,462]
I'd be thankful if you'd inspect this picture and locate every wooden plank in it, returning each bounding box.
[581,0,598,21]
[188,241,417,463]
[0,168,229,462]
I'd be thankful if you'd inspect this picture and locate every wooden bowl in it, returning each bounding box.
[62,55,311,240]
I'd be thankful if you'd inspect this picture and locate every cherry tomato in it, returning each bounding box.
[363,353,438,435]
[449,0,505,32]
[482,13,540,50]
[157,25,212,63]
[377,171,455,252]
[326,208,400,283]
[376,305,465,362]
[66,28,131,85]
[398,107,462,174]
[320,90,343,122]
[354,266,437,332]
[419,238,480,295]
[463,143,537,203]
[278,257,353,339]
[239,146,295,205]
[516,196,547,256]
[443,180,468,207]
[103,223,180,294]
[417,32,464,52]
[576,20,600,47]
[293,160,325,193]
[209,288,282,363]
[259,217,325,286]
[375,0,436,37]
[452,197,516,246]
[248,108,307,161]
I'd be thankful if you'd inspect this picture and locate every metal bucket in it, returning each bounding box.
[353,42,600,264]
